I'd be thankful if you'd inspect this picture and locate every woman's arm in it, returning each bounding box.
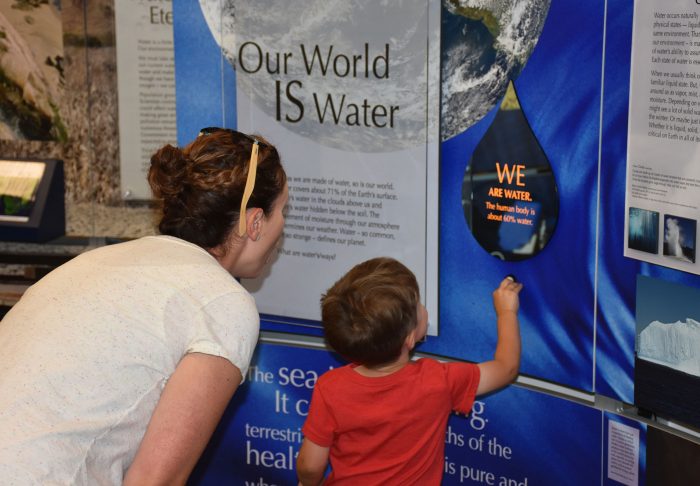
[124,352,241,485]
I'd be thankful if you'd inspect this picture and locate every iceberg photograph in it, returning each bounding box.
[638,318,700,378]
[635,275,700,429]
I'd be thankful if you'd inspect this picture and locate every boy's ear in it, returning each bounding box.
[405,329,417,351]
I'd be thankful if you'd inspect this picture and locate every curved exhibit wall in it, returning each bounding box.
[171,0,700,426]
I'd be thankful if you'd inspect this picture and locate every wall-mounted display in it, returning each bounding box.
[430,0,604,391]
[171,0,700,407]
[0,158,64,242]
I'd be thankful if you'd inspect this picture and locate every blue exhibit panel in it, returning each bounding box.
[189,344,604,485]
[168,0,700,410]
[595,0,639,404]
[429,0,605,391]
[173,2,236,144]
[594,0,700,404]
[443,386,602,486]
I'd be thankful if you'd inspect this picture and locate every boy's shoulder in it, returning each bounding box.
[414,357,480,379]
[316,363,353,385]
[414,357,441,367]
[413,356,452,372]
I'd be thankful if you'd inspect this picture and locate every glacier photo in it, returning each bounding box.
[638,318,700,377]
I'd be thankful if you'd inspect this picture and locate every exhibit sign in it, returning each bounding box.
[603,414,646,486]
[190,343,605,486]
[625,0,700,273]
[115,0,177,199]
[462,82,559,262]
[427,0,606,391]
[443,385,603,486]
[178,1,440,330]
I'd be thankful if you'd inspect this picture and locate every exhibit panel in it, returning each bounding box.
[595,0,700,425]
[172,0,440,332]
[189,343,611,486]
[171,0,700,410]
[188,343,344,486]
[594,0,639,404]
[428,0,604,391]
[172,0,613,392]
[443,386,605,486]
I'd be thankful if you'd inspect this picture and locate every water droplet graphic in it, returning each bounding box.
[462,81,559,261]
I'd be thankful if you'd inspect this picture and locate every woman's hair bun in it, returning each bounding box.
[148,144,189,200]
[148,130,286,249]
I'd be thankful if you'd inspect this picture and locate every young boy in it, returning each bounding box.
[296,257,522,485]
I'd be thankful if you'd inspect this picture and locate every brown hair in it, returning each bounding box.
[321,257,420,367]
[148,129,286,249]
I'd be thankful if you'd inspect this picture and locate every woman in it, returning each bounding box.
[0,128,287,484]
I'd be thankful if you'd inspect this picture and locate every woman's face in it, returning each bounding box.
[238,183,289,278]
[259,183,289,267]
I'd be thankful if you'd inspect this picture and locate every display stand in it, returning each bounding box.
[0,159,65,242]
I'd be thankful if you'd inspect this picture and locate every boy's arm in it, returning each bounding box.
[297,438,329,486]
[476,276,522,395]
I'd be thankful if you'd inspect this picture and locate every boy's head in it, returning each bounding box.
[321,257,422,367]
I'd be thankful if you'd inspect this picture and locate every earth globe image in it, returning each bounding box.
[440,0,551,141]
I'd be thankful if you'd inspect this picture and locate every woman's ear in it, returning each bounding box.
[245,208,264,241]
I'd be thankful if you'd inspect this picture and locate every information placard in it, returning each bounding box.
[625,0,700,273]
[115,0,177,199]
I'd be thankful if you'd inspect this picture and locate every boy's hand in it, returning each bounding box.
[493,275,523,316]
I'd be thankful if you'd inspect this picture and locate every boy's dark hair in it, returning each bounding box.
[321,257,420,367]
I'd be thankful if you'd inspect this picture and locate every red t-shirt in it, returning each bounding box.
[302,358,480,485]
